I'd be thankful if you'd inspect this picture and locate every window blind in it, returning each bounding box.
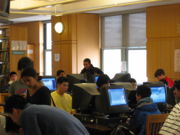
[128,13,146,47]
[102,15,122,49]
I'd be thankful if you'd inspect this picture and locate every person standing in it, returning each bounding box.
[21,67,51,105]
[4,95,89,135]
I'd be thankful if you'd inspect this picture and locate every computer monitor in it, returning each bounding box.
[108,88,127,106]
[67,74,86,93]
[111,82,134,91]
[150,86,166,103]
[72,83,130,114]
[95,85,129,114]
[41,76,56,91]
[111,73,131,82]
[67,74,86,84]
[143,82,167,104]
[72,83,99,113]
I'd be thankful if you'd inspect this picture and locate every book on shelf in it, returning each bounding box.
[0,42,2,50]
[0,40,8,51]
[0,62,9,74]
[0,26,9,75]
[0,52,8,62]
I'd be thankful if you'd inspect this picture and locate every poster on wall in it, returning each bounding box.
[175,49,180,72]
[11,40,27,51]
[54,53,60,62]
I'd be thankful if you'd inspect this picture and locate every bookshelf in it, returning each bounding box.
[0,26,9,75]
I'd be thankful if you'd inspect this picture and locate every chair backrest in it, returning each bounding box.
[146,114,169,135]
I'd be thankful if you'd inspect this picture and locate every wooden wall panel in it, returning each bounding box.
[52,14,100,75]
[52,43,76,75]
[77,14,100,73]
[147,4,180,81]
[9,22,43,74]
[9,25,28,73]
[147,4,180,38]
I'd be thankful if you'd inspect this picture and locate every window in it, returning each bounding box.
[44,22,52,76]
[128,50,147,83]
[102,12,147,83]
[103,49,121,78]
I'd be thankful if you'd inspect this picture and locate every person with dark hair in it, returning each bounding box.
[8,72,17,85]
[159,80,180,135]
[80,58,103,82]
[174,80,180,103]
[127,78,137,109]
[81,58,93,74]
[56,69,66,78]
[154,68,174,88]
[129,78,137,90]
[94,68,104,76]
[21,67,51,105]
[96,74,110,90]
[4,95,89,135]
[51,77,73,113]
[129,85,160,135]
[17,57,34,71]
[9,57,34,97]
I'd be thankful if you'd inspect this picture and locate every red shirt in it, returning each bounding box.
[165,77,174,88]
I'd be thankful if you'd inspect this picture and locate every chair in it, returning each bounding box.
[146,114,169,135]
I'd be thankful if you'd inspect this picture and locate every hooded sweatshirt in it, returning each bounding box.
[129,97,161,135]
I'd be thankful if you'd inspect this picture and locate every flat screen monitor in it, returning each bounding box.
[150,86,166,103]
[95,86,129,114]
[0,0,10,17]
[41,77,56,91]
[108,88,127,106]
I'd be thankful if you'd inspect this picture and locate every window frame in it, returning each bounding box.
[101,12,147,81]
[43,21,52,76]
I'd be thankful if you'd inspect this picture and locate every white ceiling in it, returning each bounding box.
[5,0,180,23]
[87,0,180,14]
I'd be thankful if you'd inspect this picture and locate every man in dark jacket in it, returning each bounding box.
[80,58,103,82]
[4,95,89,135]
[129,85,161,135]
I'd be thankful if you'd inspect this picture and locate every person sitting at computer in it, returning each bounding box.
[51,77,73,113]
[129,85,161,135]
[56,69,66,78]
[8,72,18,85]
[81,58,103,82]
[154,69,174,88]
[128,78,137,90]
[96,74,110,91]
[21,67,51,105]
[159,80,180,135]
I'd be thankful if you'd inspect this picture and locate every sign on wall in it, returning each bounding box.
[11,40,27,51]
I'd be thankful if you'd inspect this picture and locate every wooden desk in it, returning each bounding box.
[0,93,9,112]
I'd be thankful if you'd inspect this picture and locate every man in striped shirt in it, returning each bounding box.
[159,80,180,135]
